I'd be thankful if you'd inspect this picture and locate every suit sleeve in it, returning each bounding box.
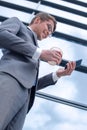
[0,17,37,59]
[37,73,57,91]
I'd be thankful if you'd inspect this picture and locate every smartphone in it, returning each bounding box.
[65,59,82,69]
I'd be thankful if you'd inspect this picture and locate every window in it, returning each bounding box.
[0,0,87,130]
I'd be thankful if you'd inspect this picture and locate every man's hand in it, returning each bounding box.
[40,49,63,65]
[56,61,76,78]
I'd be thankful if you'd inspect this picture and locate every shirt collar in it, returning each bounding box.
[27,26,37,38]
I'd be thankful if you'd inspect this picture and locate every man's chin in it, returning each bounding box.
[37,36,43,41]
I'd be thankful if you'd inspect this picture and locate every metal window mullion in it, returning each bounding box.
[28,0,41,23]
[36,92,87,111]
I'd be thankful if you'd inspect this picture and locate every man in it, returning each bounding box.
[0,12,75,130]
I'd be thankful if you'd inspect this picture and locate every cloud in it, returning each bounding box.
[53,123,87,130]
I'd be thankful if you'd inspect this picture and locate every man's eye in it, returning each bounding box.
[47,24,52,33]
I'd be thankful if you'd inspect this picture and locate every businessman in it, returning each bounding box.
[0,12,76,130]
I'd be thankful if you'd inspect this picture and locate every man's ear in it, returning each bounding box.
[33,17,41,24]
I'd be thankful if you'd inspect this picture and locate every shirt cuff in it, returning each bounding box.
[32,48,42,60]
[52,72,60,82]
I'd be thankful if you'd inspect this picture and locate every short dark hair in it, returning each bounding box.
[29,12,57,32]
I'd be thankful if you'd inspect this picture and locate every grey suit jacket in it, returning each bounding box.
[0,17,56,110]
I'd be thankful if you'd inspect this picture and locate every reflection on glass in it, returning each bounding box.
[23,97,87,130]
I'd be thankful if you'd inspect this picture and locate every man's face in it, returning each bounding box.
[33,18,54,40]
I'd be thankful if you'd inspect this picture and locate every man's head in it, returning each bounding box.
[29,12,57,40]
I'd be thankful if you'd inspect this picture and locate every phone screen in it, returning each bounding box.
[65,59,82,69]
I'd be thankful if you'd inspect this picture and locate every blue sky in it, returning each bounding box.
[0,0,87,130]
[23,37,87,130]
